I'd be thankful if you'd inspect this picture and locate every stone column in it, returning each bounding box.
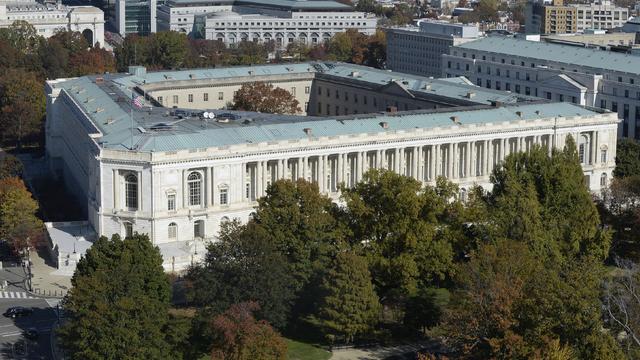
[256,161,263,198]
[113,169,119,210]
[470,141,476,177]
[356,152,363,182]
[337,153,343,185]
[262,161,268,194]
[433,144,440,179]
[297,157,303,179]
[319,155,326,192]
[205,167,212,207]
[394,148,401,174]
[415,146,422,181]
[487,140,494,175]
[182,170,187,209]
[241,163,247,201]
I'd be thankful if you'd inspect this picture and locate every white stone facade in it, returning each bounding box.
[157,0,376,49]
[44,63,619,272]
[444,36,640,139]
[0,1,104,46]
[572,1,629,31]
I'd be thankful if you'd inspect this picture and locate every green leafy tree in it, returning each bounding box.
[187,220,297,329]
[150,31,188,69]
[231,82,301,114]
[0,21,41,54]
[209,302,288,360]
[489,141,611,261]
[340,169,454,303]
[0,155,23,180]
[58,234,178,360]
[0,177,42,255]
[312,251,380,344]
[614,138,640,178]
[0,69,46,147]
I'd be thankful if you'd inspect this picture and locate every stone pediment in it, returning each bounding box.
[378,81,416,98]
[538,73,587,92]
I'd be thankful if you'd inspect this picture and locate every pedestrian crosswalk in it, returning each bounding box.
[0,291,36,299]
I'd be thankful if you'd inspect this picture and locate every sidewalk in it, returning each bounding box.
[29,248,71,298]
[329,342,432,360]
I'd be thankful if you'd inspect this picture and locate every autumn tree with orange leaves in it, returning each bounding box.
[231,82,301,114]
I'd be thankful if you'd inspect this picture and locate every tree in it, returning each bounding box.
[444,240,624,359]
[0,155,23,180]
[69,46,116,76]
[209,302,287,360]
[312,251,380,344]
[187,220,297,329]
[604,258,640,358]
[614,138,640,178]
[340,170,454,304]
[58,234,178,360]
[0,69,46,147]
[0,177,42,255]
[489,141,611,261]
[231,82,301,114]
[0,21,40,54]
[151,31,188,69]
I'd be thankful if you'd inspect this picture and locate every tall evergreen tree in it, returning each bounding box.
[313,251,380,344]
[614,138,640,178]
[58,234,176,360]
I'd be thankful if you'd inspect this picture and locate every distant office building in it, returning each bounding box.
[115,0,156,36]
[0,0,104,45]
[156,0,376,49]
[386,20,480,77]
[526,0,577,34]
[571,1,629,31]
[543,29,636,47]
[444,36,640,138]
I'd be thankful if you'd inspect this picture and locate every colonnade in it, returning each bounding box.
[242,133,572,201]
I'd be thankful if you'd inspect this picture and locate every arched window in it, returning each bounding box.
[125,173,138,210]
[194,220,204,239]
[578,134,590,165]
[188,172,202,206]
[168,222,177,240]
[124,222,133,239]
[600,173,608,187]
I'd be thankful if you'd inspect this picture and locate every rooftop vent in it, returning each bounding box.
[189,74,195,79]
[466,91,475,99]
[402,80,409,85]
[386,106,397,113]
[350,71,359,77]
[490,100,503,108]
[94,77,104,84]
[217,118,230,123]
[422,84,431,90]
[379,121,389,129]
[303,128,312,135]
[516,111,523,118]
[150,123,174,131]
[248,70,254,76]
[450,116,460,124]
[535,110,541,116]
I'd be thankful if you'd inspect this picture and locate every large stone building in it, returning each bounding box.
[386,20,480,78]
[156,0,377,48]
[526,0,577,35]
[45,62,618,272]
[571,1,629,32]
[444,36,640,138]
[0,0,104,45]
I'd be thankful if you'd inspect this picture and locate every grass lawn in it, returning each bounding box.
[286,338,331,360]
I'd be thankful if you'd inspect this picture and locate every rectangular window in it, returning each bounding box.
[157,96,163,105]
[167,194,175,211]
[218,92,224,100]
[203,93,209,101]
[168,224,177,239]
[601,149,607,163]
[291,87,296,96]
[173,95,178,104]
[317,86,322,95]
[305,86,310,94]
[188,94,193,103]
[219,188,228,205]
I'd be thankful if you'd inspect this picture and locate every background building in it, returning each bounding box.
[443,36,640,138]
[157,0,376,48]
[543,29,636,47]
[386,20,480,77]
[0,0,104,45]
[526,0,577,34]
[572,1,629,32]
[44,62,617,272]
[115,0,156,36]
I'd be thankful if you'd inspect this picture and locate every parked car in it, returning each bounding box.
[23,328,38,340]
[3,306,33,318]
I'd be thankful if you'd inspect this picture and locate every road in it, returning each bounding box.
[0,297,57,360]
[0,264,58,360]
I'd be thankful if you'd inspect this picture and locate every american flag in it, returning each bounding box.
[132,95,144,108]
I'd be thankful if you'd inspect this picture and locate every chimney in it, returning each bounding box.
[386,106,398,113]
[303,128,312,136]
[491,100,503,107]
[350,71,359,77]
[466,91,475,99]
[422,84,432,90]
[379,121,389,129]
